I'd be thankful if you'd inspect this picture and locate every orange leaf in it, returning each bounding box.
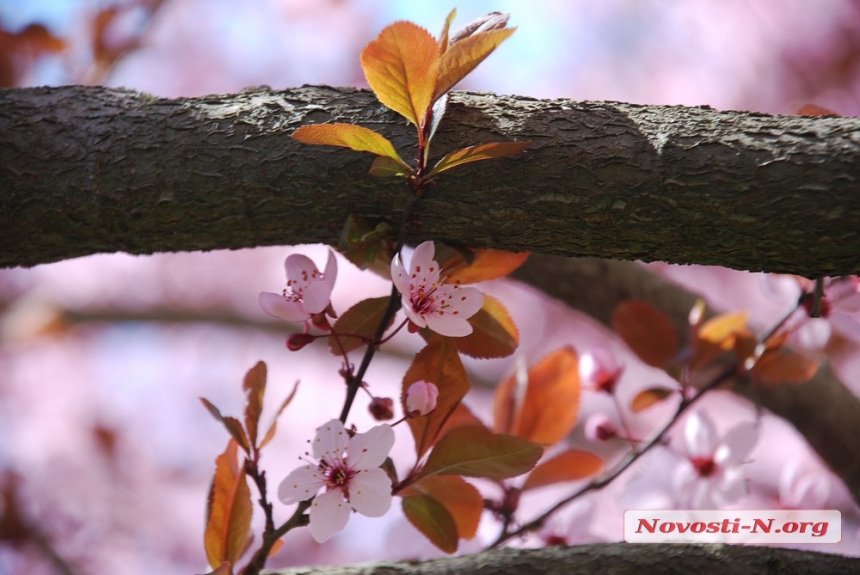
[438,9,457,53]
[200,398,250,454]
[204,440,252,569]
[428,141,530,177]
[401,475,482,540]
[437,403,488,439]
[493,347,580,446]
[451,294,519,359]
[292,124,409,168]
[267,538,285,558]
[401,494,458,553]
[698,311,750,349]
[433,27,516,101]
[522,448,604,491]
[329,297,393,354]
[751,348,819,386]
[630,387,677,413]
[442,248,530,284]
[798,104,839,117]
[259,380,299,450]
[360,21,440,126]
[404,339,470,458]
[242,361,266,450]
[612,300,680,368]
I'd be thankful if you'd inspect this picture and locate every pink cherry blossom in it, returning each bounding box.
[259,250,337,324]
[390,241,483,337]
[278,419,394,543]
[672,411,757,508]
[404,380,439,416]
[579,347,624,395]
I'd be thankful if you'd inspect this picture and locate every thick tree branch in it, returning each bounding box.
[513,255,860,505]
[3,85,860,275]
[271,544,859,575]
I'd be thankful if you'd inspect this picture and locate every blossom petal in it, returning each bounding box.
[285,254,319,291]
[715,468,747,505]
[410,241,436,275]
[348,468,393,517]
[401,295,428,328]
[278,464,325,504]
[308,489,351,543]
[440,285,484,318]
[830,311,860,344]
[348,424,394,469]
[684,411,718,458]
[424,312,474,337]
[259,292,310,322]
[715,421,757,466]
[837,292,860,313]
[391,254,410,297]
[311,419,349,462]
[408,242,442,291]
[302,250,338,314]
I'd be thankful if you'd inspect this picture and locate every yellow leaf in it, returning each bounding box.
[428,141,530,177]
[204,440,252,569]
[630,387,677,413]
[292,124,409,168]
[361,21,440,126]
[433,27,516,101]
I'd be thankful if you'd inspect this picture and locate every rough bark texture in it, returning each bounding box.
[272,544,859,575]
[3,85,860,275]
[513,256,860,506]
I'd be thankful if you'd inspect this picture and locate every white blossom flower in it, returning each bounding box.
[278,419,394,543]
[672,411,757,508]
[390,241,483,337]
[259,250,337,323]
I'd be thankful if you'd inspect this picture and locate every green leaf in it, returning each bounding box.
[200,398,250,454]
[417,425,542,481]
[369,156,413,177]
[329,297,393,354]
[428,141,530,177]
[337,215,395,278]
[401,494,458,553]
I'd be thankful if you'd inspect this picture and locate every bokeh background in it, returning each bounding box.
[2,1,860,573]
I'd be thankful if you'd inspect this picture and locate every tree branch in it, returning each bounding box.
[270,544,859,575]
[3,85,860,275]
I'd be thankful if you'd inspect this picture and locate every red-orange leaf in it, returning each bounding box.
[433,27,516,101]
[451,295,519,359]
[200,398,250,454]
[400,475,482,540]
[291,124,409,169]
[361,21,440,126]
[259,380,299,450]
[404,339,470,458]
[798,104,839,117]
[329,297,393,354]
[204,440,252,569]
[242,361,266,450]
[436,403,488,439]
[630,386,678,413]
[612,300,680,368]
[401,494,458,553]
[751,348,819,386]
[419,425,542,481]
[522,448,604,491]
[441,249,530,285]
[428,141,530,177]
[493,348,580,446]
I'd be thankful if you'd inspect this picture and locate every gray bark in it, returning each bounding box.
[273,544,860,575]
[3,85,860,275]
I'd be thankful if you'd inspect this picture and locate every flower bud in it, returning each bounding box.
[286,333,315,351]
[404,381,438,417]
[579,348,623,395]
[584,413,617,442]
[369,397,394,421]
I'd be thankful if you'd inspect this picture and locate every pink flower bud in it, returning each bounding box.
[286,333,314,351]
[404,381,438,417]
[368,397,394,421]
[579,348,623,395]
[584,413,617,442]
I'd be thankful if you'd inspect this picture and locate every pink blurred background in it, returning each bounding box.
[2,1,860,573]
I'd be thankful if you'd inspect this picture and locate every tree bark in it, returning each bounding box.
[3,85,860,275]
[272,544,859,575]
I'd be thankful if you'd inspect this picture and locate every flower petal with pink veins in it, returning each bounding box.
[348,424,394,469]
[259,292,308,322]
[311,419,349,462]
[308,490,351,543]
[278,464,325,504]
[348,468,393,517]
